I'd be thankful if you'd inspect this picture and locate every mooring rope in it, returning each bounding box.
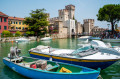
[97,75,103,79]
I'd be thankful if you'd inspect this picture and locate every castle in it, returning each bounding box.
[48,4,97,38]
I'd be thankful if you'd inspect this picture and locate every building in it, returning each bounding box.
[91,26,107,35]
[0,12,8,35]
[49,4,76,38]
[76,22,83,35]
[8,16,28,34]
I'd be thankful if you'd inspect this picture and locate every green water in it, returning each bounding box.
[0,39,120,79]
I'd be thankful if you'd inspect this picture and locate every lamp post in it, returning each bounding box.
[107,24,110,30]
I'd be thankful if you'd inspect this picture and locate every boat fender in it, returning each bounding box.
[59,67,72,73]
[49,57,52,61]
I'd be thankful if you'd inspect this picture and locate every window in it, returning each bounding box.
[19,22,21,25]
[0,18,2,22]
[0,26,1,30]
[22,27,24,30]
[4,26,7,30]
[16,22,17,24]
[19,27,21,29]
[14,21,15,24]
[4,18,7,22]
[12,21,14,24]
[16,27,18,29]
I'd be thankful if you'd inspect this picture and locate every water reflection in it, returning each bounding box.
[1,66,28,79]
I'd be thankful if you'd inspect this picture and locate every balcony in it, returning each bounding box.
[8,29,27,32]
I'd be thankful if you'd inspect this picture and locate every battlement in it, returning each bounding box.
[50,17,59,21]
[65,4,75,10]
[59,9,69,14]
[49,17,59,23]
[84,19,94,23]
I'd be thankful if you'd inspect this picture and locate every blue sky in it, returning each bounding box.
[0,0,120,28]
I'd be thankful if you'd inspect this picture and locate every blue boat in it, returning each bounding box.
[3,47,100,79]
[29,45,120,70]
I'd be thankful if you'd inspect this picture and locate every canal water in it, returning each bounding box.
[0,39,120,79]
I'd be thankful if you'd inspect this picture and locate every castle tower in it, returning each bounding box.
[58,9,69,21]
[83,19,94,34]
[65,4,75,20]
[58,4,75,21]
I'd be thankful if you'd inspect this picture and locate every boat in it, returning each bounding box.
[102,38,120,43]
[3,47,100,79]
[41,37,52,41]
[29,45,120,70]
[15,38,30,42]
[77,36,91,40]
[89,37,101,40]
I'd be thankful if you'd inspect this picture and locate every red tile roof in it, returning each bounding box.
[8,16,25,21]
[0,11,8,17]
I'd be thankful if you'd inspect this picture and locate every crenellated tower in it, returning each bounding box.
[65,4,75,20]
[83,19,94,34]
[58,4,75,21]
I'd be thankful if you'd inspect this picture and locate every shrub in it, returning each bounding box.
[15,31,21,37]
[1,30,11,37]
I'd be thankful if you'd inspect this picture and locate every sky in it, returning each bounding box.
[0,0,120,28]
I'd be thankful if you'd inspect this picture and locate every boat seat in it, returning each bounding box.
[46,65,59,71]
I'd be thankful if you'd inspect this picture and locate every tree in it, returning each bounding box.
[2,30,10,37]
[24,9,49,37]
[15,31,21,37]
[97,4,120,33]
[26,31,35,36]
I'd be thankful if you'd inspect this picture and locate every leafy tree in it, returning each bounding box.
[15,31,21,37]
[26,31,35,36]
[24,9,49,37]
[97,4,120,33]
[1,30,11,37]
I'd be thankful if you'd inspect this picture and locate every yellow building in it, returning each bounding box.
[8,16,28,34]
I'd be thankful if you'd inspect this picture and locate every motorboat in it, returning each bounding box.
[89,37,101,40]
[41,37,52,41]
[29,45,120,70]
[102,38,120,43]
[3,47,100,79]
[15,38,30,42]
[77,36,92,40]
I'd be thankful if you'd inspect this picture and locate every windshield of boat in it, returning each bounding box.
[72,46,92,54]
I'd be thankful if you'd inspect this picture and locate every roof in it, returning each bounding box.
[0,11,8,17]
[8,16,25,21]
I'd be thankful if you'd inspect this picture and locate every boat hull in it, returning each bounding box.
[29,52,119,70]
[41,37,52,41]
[3,58,99,79]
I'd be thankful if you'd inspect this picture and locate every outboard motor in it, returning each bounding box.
[8,46,21,59]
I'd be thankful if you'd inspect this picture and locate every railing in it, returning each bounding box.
[8,29,27,32]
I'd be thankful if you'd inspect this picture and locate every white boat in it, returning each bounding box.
[77,36,91,40]
[102,38,120,43]
[89,37,101,40]
[15,38,30,42]
[41,37,52,41]
[29,44,120,69]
